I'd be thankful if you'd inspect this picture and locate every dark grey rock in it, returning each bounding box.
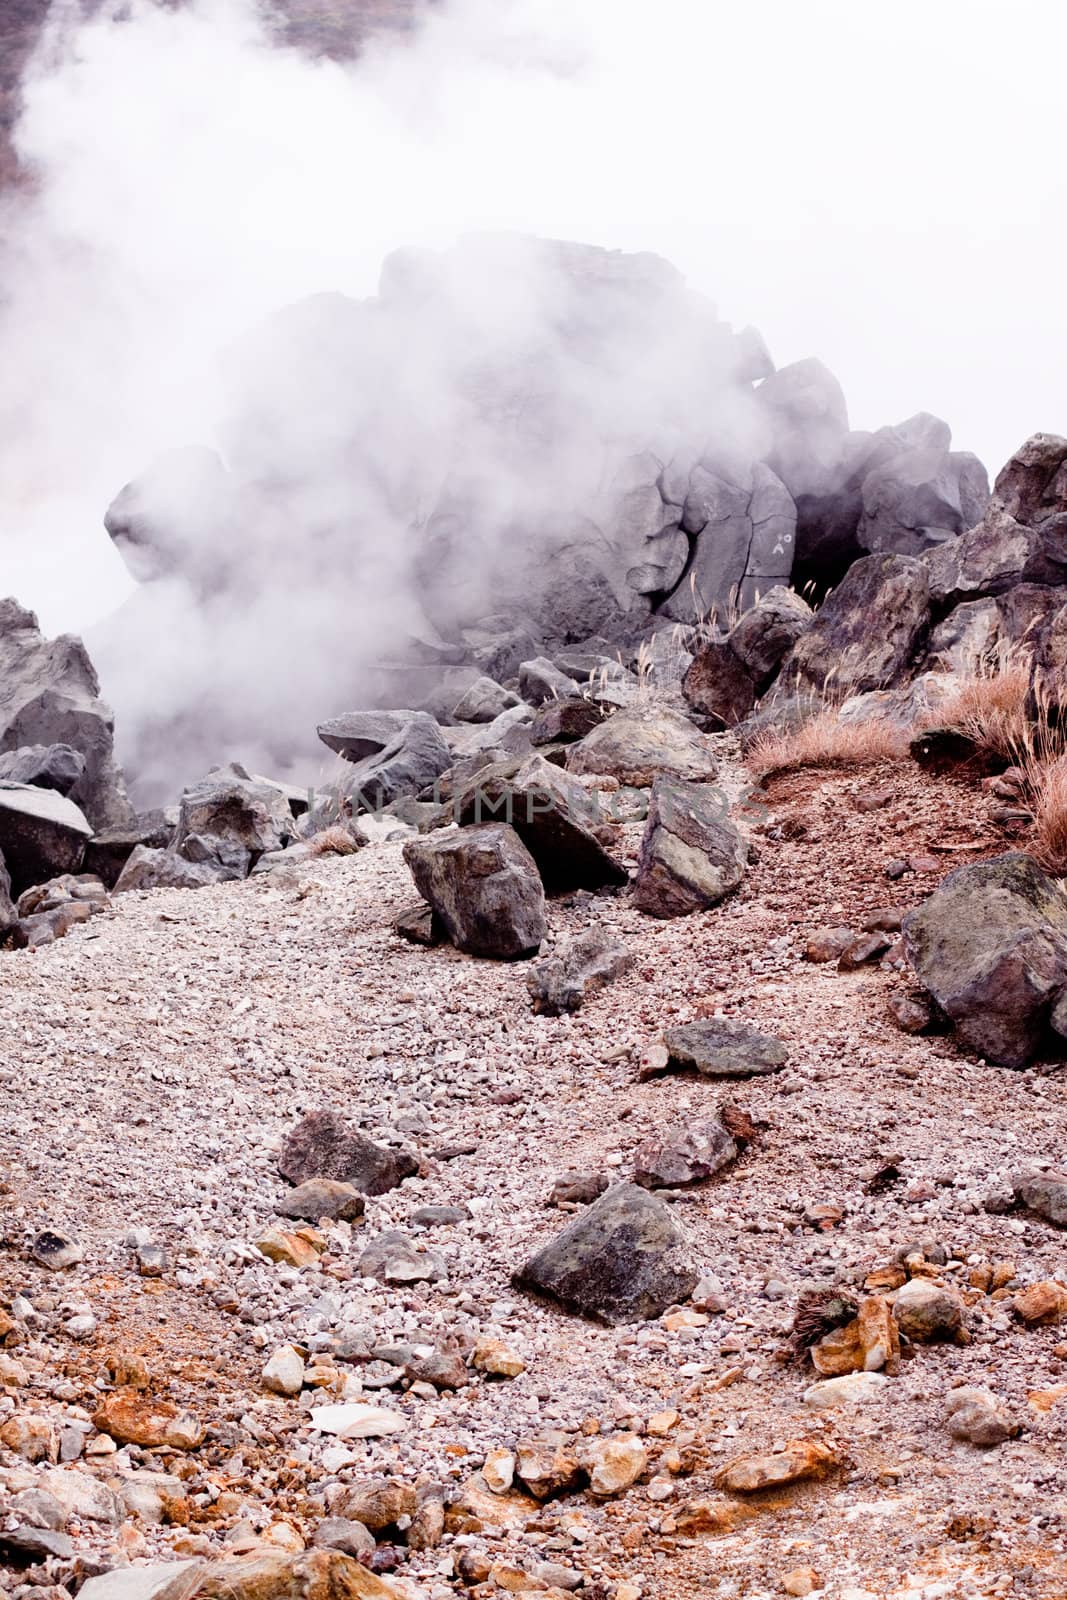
[514,1181,699,1325]
[451,677,522,723]
[393,899,446,946]
[0,782,92,897]
[632,775,747,918]
[0,1526,76,1563]
[0,743,86,796]
[681,639,755,729]
[113,845,239,893]
[530,697,606,746]
[317,710,421,762]
[328,712,453,811]
[781,552,931,695]
[1013,1169,1067,1226]
[519,658,582,706]
[660,1018,789,1078]
[451,753,626,893]
[404,822,545,958]
[903,852,1067,1069]
[84,808,175,888]
[527,928,634,1015]
[727,586,814,687]
[279,1110,418,1196]
[175,766,295,858]
[857,447,990,556]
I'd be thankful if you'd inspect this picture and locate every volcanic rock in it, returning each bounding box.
[276,1178,366,1223]
[279,1111,418,1196]
[680,638,756,729]
[514,1181,699,1324]
[530,697,605,745]
[567,704,717,786]
[0,783,92,896]
[1013,1169,1067,1227]
[526,928,634,1015]
[903,852,1067,1068]
[450,753,626,892]
[945,1386,1017,1447]
[717,1439,836,1494]
[518,658,583,705]
[892,1278,964,1342]
[0,741,85,795]
[451,676,521,723]
[781,552,931,695]
[195,1549,400,1600]
[319,710,451,810]
[404,823,546,958]
[631,1119,738,1189]
[660,1018,788,1078]
[632,774,747,917]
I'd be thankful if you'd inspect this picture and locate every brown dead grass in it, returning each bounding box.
[746,710,909,780]
[306,824,361,856]
[925,648,1034,766]
[1027,755,1067,875]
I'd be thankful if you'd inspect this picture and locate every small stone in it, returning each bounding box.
[888,992,934,1034]
[332,1478,416,1532]
[838,931,892,971]
[276,1179,367,1223]
[631,1118,738,1190]
[410,1204,470,1227]
[135,1242,168,1277]
[483,1447,516,1494]
[472,1337,526,1378]
[515,1438,585,1499]
[717,1440,836,1493]
[0,1413,56,1462]
[945,1386,1017,1447]
[31,1229,83,1271]
[803,1372,890,1410]
[548,1170,609,1207]
[892,1278,965,1343]
[279,1109,418,1196]
[1013,1280,1067,1326]
[310,1518,375,1559]
[804,927,853,962]
[262,1345,306,1396]
[660,1018,789,1078]
[256,1225,326,1269]
[781,1569,819,1598]
[93,1391,204,1451]
[585,1433,648,1497]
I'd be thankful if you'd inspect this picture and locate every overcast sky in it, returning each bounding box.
[0,0,1063,635]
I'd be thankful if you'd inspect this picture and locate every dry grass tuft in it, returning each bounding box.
[925,646,1034,766]
[747,710,909,780]
[306,823,360,857]
[1027,754,1067,875]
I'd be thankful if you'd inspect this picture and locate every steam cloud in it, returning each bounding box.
[0,0,1063,802]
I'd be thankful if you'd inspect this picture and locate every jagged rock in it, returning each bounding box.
[1013,1280,1067,1325]
[857,447,989,556]
[0,848,15,934]
[841,672,959,733]
[903,852,1067,1068]
[736,693,819,755]
[176,766,295,858]
[567,704,717,786]
[275,1179,366,1223]
[113,844,237,894]
[944,1387,1016,1447]
[0,598,132,831]
[514,1181,699,1325]
[518,658,583,705]
[0,1526,76,1564]
[18,872,108,917]
[530,697,605,745]
[392,899,446,946]
[631,1119,738,1189]
[77,1563,205,1600]
[659,1018,788,1079]
[728,586,814,685]
[923,597,1001,672]
[780,553,931,695]
[1013,1169,1067,1227]
[526,928,634,1014]
[758,358,850,503]
[681,638,756,729]
[450,753,626,892]
[460,617,542,682]
[0,742,85,795]
[717,1439,836,1494]
[83,809,174,888]
[514,1437,585,1500]
[584,1433,648,1497]
[445,702,535,761]
[404,823,546,958]
[632,775,747,917]
[0,783,92,897]
[279,1110,418,1196]
[319,710,452,810]
[331,1479,417,1533]
[451,676,521,723]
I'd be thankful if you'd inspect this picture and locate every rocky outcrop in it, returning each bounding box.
[779,553,931,696]
[903,852,1067,1069]
[403,824,546,959]
[0,599,132,832]
[632,775,747,917]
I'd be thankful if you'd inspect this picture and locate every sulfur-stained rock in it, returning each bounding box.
[584,1433,648,1497]
[93,1391,204,1451]
[810,1295,899,1375]
[1013,1280,1067,1326]
[717,1440,836,1494]
[514,1437,585,1500]
[195,1549,401,1600]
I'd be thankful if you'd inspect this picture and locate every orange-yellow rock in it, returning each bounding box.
[93,1390,203,1451]
[717,1439,836,1494]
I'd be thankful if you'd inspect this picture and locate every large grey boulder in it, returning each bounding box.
[319,711,451,811]
[632,776,747,918]
[451,677,521,724]
[857,447,989,557]
[728,586,814,686]
[0,783,92,896]
[403,823,546,959]
[514,1182,699,1325]
[0,598,132,831]
[903,852,1067,1068]
[85,809,176,888]
[780,553,931,695]
[113,844,241,894]
[450,753,626,892]
[680,638,757,730]
[175,767,295,860]
[567,704,718,787]
[662,460,795,622]
[0,849,15,934]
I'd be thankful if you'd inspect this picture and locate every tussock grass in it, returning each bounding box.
[306,824,360,856]
[746,709,909,779]
[922,644,1034,766]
